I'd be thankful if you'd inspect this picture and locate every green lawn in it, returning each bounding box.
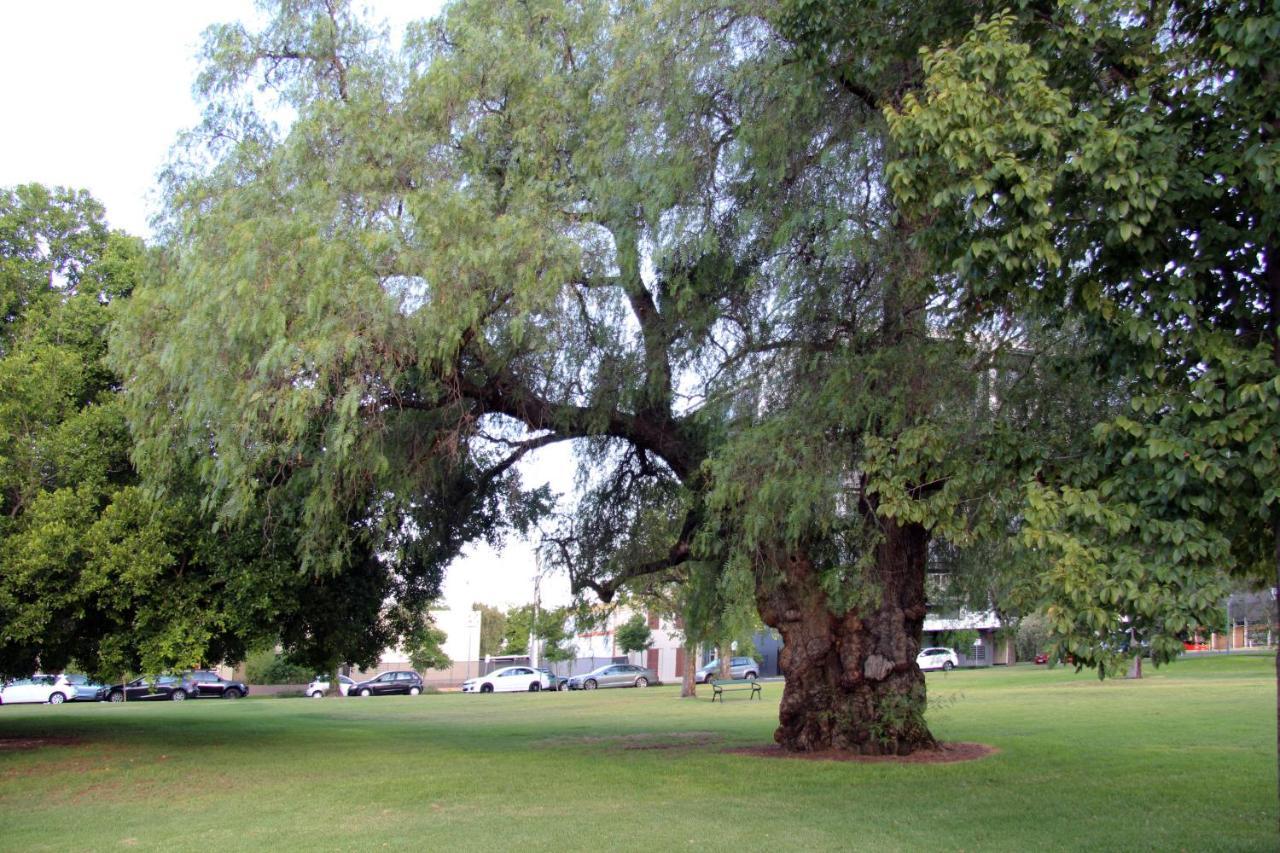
[0,654,1274,851]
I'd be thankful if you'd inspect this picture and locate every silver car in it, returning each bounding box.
[696,656,760,683]
[568,664,656,690]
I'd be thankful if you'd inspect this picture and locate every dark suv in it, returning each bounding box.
[350,670,424,697]
[185,670,249,699]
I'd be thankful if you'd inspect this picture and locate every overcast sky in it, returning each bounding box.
[0,0,573,612]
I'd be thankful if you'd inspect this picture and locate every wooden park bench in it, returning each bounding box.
[710,678,762,702]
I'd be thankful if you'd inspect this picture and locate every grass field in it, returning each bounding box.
[0,654,1274,851]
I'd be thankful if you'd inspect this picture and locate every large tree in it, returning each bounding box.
[119,0,1166,753]
[881,0,1279,782]
[0,185,293,679]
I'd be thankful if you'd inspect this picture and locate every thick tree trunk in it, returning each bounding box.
[680,640,697,698]
[327,656,343,699]
[717,641,732,680]
[1126,654,1143,680]
[756,522,935,754]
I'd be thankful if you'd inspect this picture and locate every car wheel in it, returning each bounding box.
[309,690,322,698]
[224,688,241,699]
[109,691,125,703]
[943,661,954,672]
[480,684,493,694]
[584,679,597,690]
[360,688,372,697]
[529,682,541,692]
[170,690,187,702]
[633,677,648,688]
[409,686,421,696]
[49,692,67,705]
[745,672,758,680]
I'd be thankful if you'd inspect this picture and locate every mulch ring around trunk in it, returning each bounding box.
[725,741,997,764]
[0,736,81,751]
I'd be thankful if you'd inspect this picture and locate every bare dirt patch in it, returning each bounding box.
[0,736,81,751]
[538,731,723,751]
[725,741,997,764]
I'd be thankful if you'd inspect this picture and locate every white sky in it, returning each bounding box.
[0,0,573,612]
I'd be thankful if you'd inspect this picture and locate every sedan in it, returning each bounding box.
[106,675,195,702]
[567,664,656,690]
[306,675,355,698]
[350,670,424,697]
[916,647,959,672]
[461,666,550,693]
[696,657,760,684]
[59,673,110,702]
[0,675,76,705]
[185,670,249,699]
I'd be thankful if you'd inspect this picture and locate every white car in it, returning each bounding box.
[0,674,76,705]
[306,675,354,698]
[916,647,959,672]
[461,666,550,694]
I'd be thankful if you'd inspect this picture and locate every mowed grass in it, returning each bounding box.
[0,654,1274,852]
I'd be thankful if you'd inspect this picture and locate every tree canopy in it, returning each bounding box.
[109,0,1274,752]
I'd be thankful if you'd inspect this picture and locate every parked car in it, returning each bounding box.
[59,673,109,701]
[535,668,570,691]
[106,674,196,702]
[1033,653,1050,665]
[567,664,656,690]
[306,675,355,698]
[350,670,424,697]
[0,675,76,705]
[185,670,249,699]
[916,647,959,672]
[461,666,550,694]
[696,657,760,683]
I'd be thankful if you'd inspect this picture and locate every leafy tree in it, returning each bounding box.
[244,648,314,685]
[615,613,653,655]
[883,2,1276,675]
[535,606,576,665]
[0,185,292,680]
[472,604,507,660]
[119,0,1172,754]
[501,605,532,656]
[405,619,451,672]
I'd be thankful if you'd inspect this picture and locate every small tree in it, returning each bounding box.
[615,613,653,655]
[405,620,451,673]
[472,603,506,660]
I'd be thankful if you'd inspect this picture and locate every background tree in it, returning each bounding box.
[533,605,576,667]
[615,613,653,655]
[501,605,533,656]
[0,184,293,680]
[406,618,451,673]
[472,604,507,660]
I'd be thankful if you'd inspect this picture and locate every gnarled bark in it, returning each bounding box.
[756,522,935,755]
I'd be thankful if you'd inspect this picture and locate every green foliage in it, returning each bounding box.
[615,613,653,654]
[405,619,451,672]
[885,0,1279,673]
[0,185,284,679]
[1014,614,1051,662]
[472,603,507,659]
[501,605,533,656]
[244,649,314,685]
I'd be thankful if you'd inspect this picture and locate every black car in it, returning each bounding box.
[350,670,424,696]
[185,670,249,699]
[106,674,197,703]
